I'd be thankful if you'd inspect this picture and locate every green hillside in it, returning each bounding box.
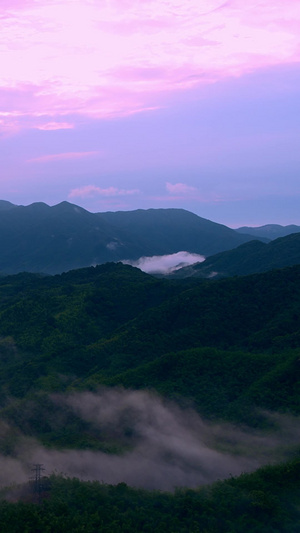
[172,232,300,278]
[1,459,300,532]
[0,261,299,531]
[0,263,298,428]
[102,347,300,423]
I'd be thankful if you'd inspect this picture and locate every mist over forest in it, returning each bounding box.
[1,388,299,492]
[0,206,299,530]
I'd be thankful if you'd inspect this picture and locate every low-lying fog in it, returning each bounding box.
[1,388,299,492]
[123,251,205,274]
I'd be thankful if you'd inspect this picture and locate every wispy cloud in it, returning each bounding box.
[36,122,74,131]
[166,182,198,195]
[68,185,140,199]
[0,0,299,129]
[27,151,101,163]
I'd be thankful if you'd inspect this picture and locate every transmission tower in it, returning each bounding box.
[30,464,45,503]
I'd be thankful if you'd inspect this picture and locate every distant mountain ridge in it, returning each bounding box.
[0,200,259,274]
[236,223,300,240]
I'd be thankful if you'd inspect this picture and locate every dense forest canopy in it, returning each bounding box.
[0,261,299,530]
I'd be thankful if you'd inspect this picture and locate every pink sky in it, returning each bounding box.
[1,0,300,225]
[1,0,299,130]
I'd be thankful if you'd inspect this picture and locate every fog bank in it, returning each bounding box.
[2,389,299,492]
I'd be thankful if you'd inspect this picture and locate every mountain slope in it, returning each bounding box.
[171,232,300,279]
[0,202,139,274]
[0,262,299,497]
[0,201,259,274]
[0,200,16,211]
[82,264,300,376]
[100,208,258,257]
[0,262,299,414]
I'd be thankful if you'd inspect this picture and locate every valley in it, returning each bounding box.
[0,204,299,531]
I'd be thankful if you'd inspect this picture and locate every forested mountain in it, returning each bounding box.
[0,261,299,529]
[236,223,300,240]
[0,200,259,274]
[0,262,299,433]
[99,208,258,256]
[171,232,300,279]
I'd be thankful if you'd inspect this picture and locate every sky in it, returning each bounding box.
[1,0,300,227]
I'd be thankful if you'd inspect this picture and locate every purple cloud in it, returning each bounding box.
[166,182,198,195]
[68,185,140,199]
[0,0,299,130]
[36,122,74,131]
[27,152,101,163]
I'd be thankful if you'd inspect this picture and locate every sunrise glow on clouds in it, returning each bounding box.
[36,122,75,131]
[69,185,140,199]
[27,151,101,163]
[1,0,300,225]
[166,182,197,195]
[68,181,197,201]
[159,182,223,205]
[1,0,300,131]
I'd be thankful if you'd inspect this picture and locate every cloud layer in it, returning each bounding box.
[1,0,299,130]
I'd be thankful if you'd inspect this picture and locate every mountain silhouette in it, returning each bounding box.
[0,201,258,274]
